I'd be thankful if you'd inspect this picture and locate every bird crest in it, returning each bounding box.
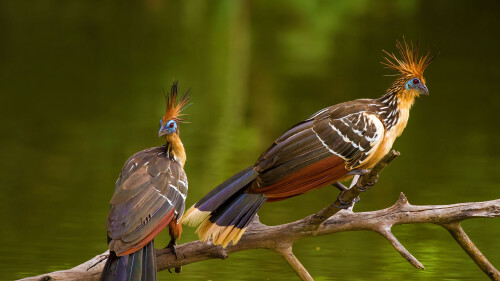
[163,81,191,123]
[382,39,434,80]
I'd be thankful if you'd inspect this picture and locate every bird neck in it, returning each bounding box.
[378,89,416,137]
[165,133,186,167]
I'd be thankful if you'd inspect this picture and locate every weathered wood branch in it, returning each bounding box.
[443,222,500,280]
[21,150,500,281]
[21,196,500,281]
[274,246,313,281]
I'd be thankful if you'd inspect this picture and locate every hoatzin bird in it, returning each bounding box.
[182,40,433,247]
[100,82,190,281]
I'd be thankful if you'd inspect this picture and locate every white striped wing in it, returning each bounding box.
[254,104,385,187]
[313,112,384,167]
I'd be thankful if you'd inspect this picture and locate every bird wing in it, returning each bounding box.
[106,145,188,256]
[250,100,385,197]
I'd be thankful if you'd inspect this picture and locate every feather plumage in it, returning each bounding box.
[163,81,191,124]
[183,40,432,248]
[382,39,434,81]
[107,145,188,256]
[101,81,190,281]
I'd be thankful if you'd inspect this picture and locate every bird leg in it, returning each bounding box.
[332,181,360,210]
[347,169,378,191]
[166,237,178,259]
[165,237,182,273]
[332,181,360,202]
[332,181,348,192]
[333,192,355,209]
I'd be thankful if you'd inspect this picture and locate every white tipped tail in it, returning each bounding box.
[181,205,210,227]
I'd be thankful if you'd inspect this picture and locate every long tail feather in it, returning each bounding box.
[100,240,157,281]
[181,166,257,227]
[181,166,265,247]
[196,191,266,247]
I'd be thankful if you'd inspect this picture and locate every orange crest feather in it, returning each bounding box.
[163,81,191,123]
[382,39,434,80]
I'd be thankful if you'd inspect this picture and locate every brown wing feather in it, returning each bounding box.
[107,145,188,256]
[249,99,385,199]
[120,208,176,256]
[254,155,346,200]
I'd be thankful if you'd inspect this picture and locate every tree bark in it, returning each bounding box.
[20,196,500,281]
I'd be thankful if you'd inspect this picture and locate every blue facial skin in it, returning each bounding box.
[405,78,429,95]
[158,119,177,137]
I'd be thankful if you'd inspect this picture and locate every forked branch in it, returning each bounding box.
[21,151,500,281]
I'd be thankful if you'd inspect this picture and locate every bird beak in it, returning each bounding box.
[158,125,169,137]
[416,84,429,96]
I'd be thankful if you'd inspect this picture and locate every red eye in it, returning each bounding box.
[413,78,420,84]
[169,123,174,128]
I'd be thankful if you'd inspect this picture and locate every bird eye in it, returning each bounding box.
[412,78,420,84]
[166,120,177,130]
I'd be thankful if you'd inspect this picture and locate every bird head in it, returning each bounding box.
[158,81,191,138]
[383,39,434,98]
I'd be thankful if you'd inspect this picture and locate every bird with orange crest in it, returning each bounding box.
[100,82,190,281]
[182,40,433,247]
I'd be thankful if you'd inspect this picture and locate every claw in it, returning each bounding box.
[333,191,355,209]
[347,169,378,191]
[356,174,378,192]
[165,240,182,274]
[167,266,182,274]
[166,241,179,259]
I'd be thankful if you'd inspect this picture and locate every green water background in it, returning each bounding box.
[1,1,499,280]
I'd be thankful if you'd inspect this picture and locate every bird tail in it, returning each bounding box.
[99,240,157,281]
[182,167,266,247]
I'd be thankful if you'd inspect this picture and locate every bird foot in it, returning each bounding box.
[347,169,378,191]
[167,267,182,274]
[165,241,182,273]
[165,241,179,259]
[333,192,359,209]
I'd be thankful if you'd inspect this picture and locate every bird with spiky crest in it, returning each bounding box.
[182,40,433,247]
[100,82,191,281]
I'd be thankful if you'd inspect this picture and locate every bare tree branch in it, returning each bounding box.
[375,225,424,269]
[20,150,500,281]
[21,196,500,281]
[442,222,500,280]
[274,246,313,281]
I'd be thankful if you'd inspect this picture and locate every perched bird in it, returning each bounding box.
[100,82,190,281]
[182,40,433,247]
